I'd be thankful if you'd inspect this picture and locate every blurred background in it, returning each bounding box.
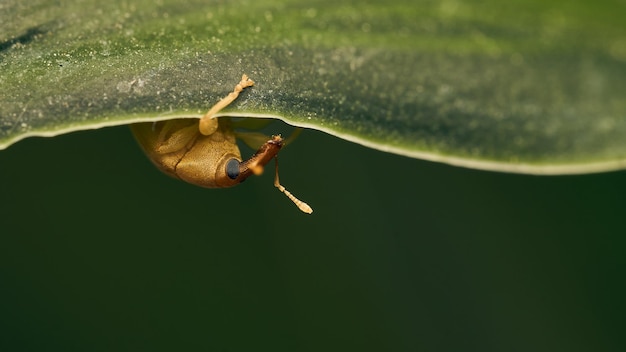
[1,123,625,351]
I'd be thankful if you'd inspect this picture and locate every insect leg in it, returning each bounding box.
[199,74,255,135]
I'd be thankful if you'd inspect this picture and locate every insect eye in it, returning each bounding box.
[226,158,240,179]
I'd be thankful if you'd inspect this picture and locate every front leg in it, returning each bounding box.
[199,74,255,135]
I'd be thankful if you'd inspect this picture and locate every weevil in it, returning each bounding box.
[130,75,312,214]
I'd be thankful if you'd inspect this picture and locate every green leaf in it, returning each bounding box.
[1,0,626,174]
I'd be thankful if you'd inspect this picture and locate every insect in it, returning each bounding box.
[131,74,313,214]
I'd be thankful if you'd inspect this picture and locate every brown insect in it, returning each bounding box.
[131,75,312,214]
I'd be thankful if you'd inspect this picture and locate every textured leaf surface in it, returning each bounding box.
[1,0,626,173]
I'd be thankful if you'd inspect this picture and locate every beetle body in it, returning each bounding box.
[131,117,246,188]
[129,74,312,213]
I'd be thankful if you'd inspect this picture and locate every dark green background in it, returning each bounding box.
[1,125,625,351]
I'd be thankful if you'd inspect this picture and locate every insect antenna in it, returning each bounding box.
[273,157,313,214]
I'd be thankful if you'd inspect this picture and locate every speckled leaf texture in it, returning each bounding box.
[1,0,625,174]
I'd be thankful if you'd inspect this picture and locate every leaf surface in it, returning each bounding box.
[2,0,626,173]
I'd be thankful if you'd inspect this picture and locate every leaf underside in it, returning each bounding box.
[1,0,626,174]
